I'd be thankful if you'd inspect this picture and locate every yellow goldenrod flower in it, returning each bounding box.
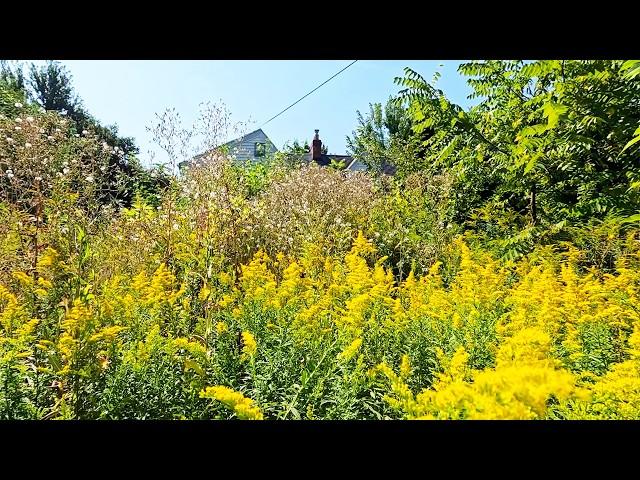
[337,338,363,363]
[200,386,264,420]
[11,271,33,286]
[241,331,257,359]
[400,354,412,379]
[198,284,211,301]
[37,277,53,289]
[216,321,228,334]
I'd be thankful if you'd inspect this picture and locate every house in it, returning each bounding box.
[301,129,368,172]
[180,127,394,174]
[301,129,395,174]
[221,128,278,162]
[179,128,278,170]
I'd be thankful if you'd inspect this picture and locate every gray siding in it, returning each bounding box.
[345,159,368,172]
[225,129,278,162]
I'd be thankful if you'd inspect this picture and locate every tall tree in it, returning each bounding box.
[0,61,31,117]
[395,60,640,229]
[28,61,79,114]
[26,61,169,207]
[346,97,418,174]
[27,62,137,154]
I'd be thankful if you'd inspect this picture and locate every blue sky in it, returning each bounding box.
[28,60,475,166]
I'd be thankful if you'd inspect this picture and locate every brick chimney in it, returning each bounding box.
[311,129,322,162]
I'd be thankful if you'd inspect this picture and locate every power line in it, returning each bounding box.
[261,60,358,127]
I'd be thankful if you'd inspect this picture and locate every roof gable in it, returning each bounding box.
[181,129,279,169]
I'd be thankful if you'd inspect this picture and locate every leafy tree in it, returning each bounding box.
[283,139,310,155]
[28,61,79,114]
[25,61,172,207]
[395,60,640,234]
[346,97,416,174]
[28,62,137,155]
[0,61,32,118]
[280,139,312,167]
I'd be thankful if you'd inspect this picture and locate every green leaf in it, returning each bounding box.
[621,60,640,79]
[524,154,538,174]
[518,124,549,139]
[543,102,568,129]
[619,214,640,225]
[621,126,640,153]
[435,136,459,164]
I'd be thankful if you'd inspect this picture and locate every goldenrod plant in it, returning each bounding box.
[2,60,640,419]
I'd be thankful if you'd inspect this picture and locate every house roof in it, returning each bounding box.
[301,152,354,167]
[220,128,270,148]
[299,152,394,174]
[179,128,277,169]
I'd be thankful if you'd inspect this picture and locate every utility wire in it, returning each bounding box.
[261,60,358,127]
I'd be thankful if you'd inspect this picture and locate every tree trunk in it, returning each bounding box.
[530,183,537,225]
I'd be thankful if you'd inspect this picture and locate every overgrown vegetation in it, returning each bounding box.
[1,59,639,419]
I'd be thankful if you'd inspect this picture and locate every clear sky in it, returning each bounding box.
[28,60,475,166]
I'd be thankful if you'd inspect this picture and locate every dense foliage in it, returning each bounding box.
[1,59,640,419]
[393,61,640,237]
[1,60,169,208]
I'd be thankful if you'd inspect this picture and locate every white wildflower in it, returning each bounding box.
[26,116,34,123]
[25,142,32,148]
[14,102,23,108]
[85,175,94,183]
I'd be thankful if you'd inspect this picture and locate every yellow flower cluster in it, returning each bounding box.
[131,263,186,310]
[241,331,257,359]
[378,328,582,419]
[2,223,640,419]
[337,337,362,363]
[200,386,264,420]
[224,232,640,419]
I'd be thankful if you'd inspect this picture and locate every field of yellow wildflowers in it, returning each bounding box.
[2,101,640,420]
[2,199,640,419]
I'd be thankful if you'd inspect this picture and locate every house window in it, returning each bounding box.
[254,142,266,158]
